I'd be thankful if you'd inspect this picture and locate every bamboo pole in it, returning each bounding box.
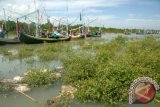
[16,18,19,37]
[16,90,37,102]
[66,0,69,36]
[3,8,8,38]
[155,99,160,103]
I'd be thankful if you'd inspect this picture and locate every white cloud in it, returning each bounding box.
[0,0,160,29]
[0,0,135,20]
[42,0,132,11]
[128,14,135,19]
[0,0,39,21]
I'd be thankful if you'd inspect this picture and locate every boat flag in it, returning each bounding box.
[47,18,51,24]
[57,19,61,33]
[80,12,82,21]
[39,15,43,20]
[52,23,54,32]
[85,27,89,35]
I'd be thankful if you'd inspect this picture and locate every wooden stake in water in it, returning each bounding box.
[16,90,37,102]
[155,99,160,103]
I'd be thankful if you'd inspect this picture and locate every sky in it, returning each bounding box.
[0,0,160,29]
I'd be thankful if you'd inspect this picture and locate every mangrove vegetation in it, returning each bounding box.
[0,35,160,106]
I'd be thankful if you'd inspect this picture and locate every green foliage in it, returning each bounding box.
[63,36,160,104]
[155,91,160,102]
[0,84,14,92]
[113,35,128,44]
[101,27,124,33]
[63,53,97,84]
[1,20,159,34]
[22,68,56,87]
[6,20,16,32]
[41,23,52,32]
[0,35,159,105]
[18,45,34,59]
[36,43,70,61]
[0,48,17,60]
[51,94,72,107]
[0,47,9,55]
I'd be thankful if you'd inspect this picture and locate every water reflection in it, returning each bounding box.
[0,83,61,107]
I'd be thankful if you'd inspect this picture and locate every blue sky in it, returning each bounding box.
[0,0,160,29]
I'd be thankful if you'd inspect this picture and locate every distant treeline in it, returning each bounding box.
[89,27,160,34]
[0,20,159,34]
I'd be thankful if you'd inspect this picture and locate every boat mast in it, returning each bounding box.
[36,9,40,37]
[34,0,37,11]
[79,10,83,36]
[34,0,40,37]
[81,9,86,39]
[16,18,19,37]
[66,0,69,36]
[87,17,90,35]
[3,8,8,38]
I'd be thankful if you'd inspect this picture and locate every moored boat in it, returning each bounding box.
[70,33,84,39]
[86,31,101,37]
[19,32,71,44]
[0,38,20,45]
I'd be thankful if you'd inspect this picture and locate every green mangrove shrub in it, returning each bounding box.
[36,43,69,61]
[52,94,72,107]
[0,48,16,60]
[22,69,56,87]
[63,36,160,104]
[18,45,34,59]
[0,84,14,93]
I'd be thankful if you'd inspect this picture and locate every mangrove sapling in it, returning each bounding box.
[36,44,63,61]
[0,48,17,60]
[21,68,56,87]
[0,84,14,93]
[0,47,8,55]
[24,57,37,65]
[44,94,72,107]
[18,45,35,59]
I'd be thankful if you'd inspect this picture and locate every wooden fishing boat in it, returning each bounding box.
[0,38,20,45]
[0,28,20,45]
[86,31,101,37]
[0,39,5,45]
[70,33,84,39]
[124,32,131,35]
[19,32,71,44]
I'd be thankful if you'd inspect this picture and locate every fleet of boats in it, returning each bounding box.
[0,30,101,45]
[0,8,102,45]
